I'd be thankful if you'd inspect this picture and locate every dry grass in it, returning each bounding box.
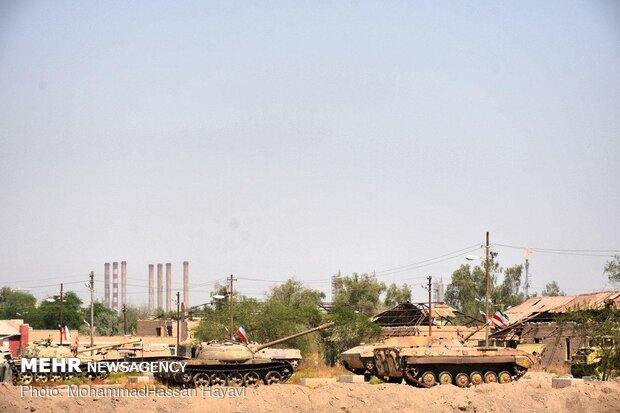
[289,364,348,384]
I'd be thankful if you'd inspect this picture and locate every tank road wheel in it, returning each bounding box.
[455,373,470,388]
[243,372,260,387]
[193,373,210,387]
[227,372,244,387]
[289,359,300,369]
[19,372,33,385]
[49,372,62,382]
[84,371,97,380]
[470,371,484,386]
[34,372,48,382]
[176,371,193,384]
[498,371,512,384]
[63,372,75,381]
[484,371,498,384]
[438,371,453,385]
[264,370,282,385]
[420,371,437,387]
[364,360,375,372]
[210,372,227,386]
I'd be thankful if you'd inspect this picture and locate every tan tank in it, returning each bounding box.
[14,339,142,384]
[344,336,537,387]
[158,322,334,387]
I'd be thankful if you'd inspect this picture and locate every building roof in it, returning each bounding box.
[372,302,458,327]
[0,319,23,337]
[504,290,620,325]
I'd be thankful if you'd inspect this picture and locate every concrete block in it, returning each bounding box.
[127,375,152,383]
[339,375,365,383]
[552,377,572,389]
[299,378,337,388]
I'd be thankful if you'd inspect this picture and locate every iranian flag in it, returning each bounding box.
[494,310,510,327]
[236,326,249,345]
[61,325,71,341]
[479,310,493,326]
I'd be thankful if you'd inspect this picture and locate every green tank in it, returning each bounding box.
[158,322,334,387]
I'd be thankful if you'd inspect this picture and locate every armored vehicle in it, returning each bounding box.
[571,337,617,379]
[342,336,537,387]
[14,339,142,384]
[158,322,334,387]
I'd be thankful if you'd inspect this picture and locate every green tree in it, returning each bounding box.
[560,307,620,380]
[29,291,83,330]
[542,281,565,297]
[383,283,412,307]
[80,302,121,336]
[445,261,523,318]
[332,273,386,316]
[268,279,325,308]
[604,255,620,284]
[0,287,37,321]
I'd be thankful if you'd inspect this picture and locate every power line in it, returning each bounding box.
[374,244,481,275]
[495,243,617,258]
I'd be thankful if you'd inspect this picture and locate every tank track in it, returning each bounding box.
[156,361,294,387]
[12,362,110,385]
[402,362,528,387]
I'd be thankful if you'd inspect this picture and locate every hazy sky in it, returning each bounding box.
[1,1,618,308]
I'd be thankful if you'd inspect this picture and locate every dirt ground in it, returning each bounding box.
[1,373,619,413]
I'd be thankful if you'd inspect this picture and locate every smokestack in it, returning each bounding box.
[183,261,189,313]
[121,261,127,307]
[112,262,119,310]
[148,264,154,314]
[157,264,163,310]
[104,263,110,308]
[166,263,172,312]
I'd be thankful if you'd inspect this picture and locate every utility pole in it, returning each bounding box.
[59,283,64,346]
[525,258,530,299]
[176,291,180,354]
[228,274,236,340]
[427,276,432,337]
[485,231,490,348]
[89,271,95,354]
[122,304,127,335]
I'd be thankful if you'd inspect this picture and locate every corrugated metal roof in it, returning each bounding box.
[0,319,23,336]
[431,303,457,318]
[504,290,620,324]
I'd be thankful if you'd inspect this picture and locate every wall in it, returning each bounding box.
[136,320,188,341]
[518,322,588,370]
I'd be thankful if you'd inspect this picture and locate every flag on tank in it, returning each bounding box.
[61,325,71,341]
[236,326,248,345]
[493,310,510,327]
[479,310,493,326]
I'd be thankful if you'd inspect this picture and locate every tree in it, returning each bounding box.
[384,283,412,307]
[604,255,620,284]
[332,273,386,316]
[81,302,121,336]
[561,306,620,380]
[268,279,325,308]
[542,281,565,297]
[29,291,83,330]
[445,261,524,318]
[0,287,37,321]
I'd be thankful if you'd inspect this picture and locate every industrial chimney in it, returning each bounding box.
[157,264,163,310]
[104,262,110,308]
[166,263,172,312]
[121,261,127,308]
[112,262,119,310]
[183,261,189,313]
[148,264,154,314]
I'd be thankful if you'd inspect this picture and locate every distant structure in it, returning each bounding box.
[148,264,154,314]
[183,261,189,313]
[104,262,110,307]
[432,278,445,305]
[121,260,127,307]
[166,263,172,312]
[157,264,163,311]
[112,262,119,310]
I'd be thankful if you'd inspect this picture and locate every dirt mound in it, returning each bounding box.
[1,373,619,413]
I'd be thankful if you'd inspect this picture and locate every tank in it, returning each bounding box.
[14,338,143,384]
[157,322,334,387]
[341,336,538,387]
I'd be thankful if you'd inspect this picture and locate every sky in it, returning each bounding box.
[0,1,619,308]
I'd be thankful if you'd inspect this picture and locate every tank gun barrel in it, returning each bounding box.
[76,339,143,354]
[254,322,335,352]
